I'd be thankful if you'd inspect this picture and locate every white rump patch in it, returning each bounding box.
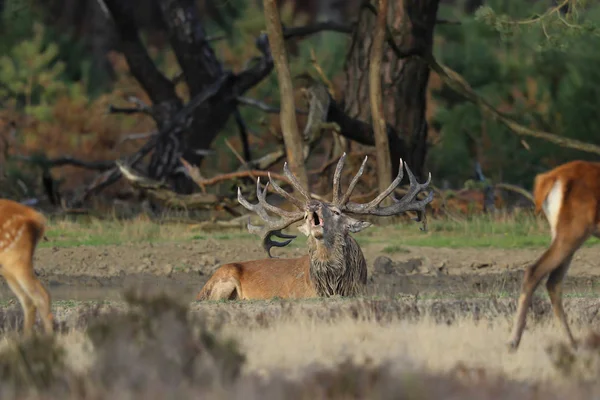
[542,180,563,242]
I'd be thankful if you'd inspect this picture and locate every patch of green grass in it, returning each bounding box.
[42,217,253,248]
[363,212,600,249]
[382,244,410,254]
[396,233,554,249]
[39,212,600,250]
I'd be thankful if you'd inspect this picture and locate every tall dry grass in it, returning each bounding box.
[0,292,598,399]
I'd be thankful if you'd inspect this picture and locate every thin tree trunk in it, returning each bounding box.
[263,0,309,190]
[370,0,393,197]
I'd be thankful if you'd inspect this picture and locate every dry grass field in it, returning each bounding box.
[1,211,600,398]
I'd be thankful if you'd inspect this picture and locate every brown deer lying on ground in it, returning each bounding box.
[0,199,53,335]
[508,160,600,351]
[196,153,433,301]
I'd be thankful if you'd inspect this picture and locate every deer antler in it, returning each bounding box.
[237,175,307,258]
[333,153,369,206]
[333,153,433,218]
[281,162,312,203]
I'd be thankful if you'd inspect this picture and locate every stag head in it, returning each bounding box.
[296,199,372,246]
[237,153,433,257]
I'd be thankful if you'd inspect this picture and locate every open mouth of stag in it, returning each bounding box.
[310,211,324,239]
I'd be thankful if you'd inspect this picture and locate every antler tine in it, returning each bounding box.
[344,159,434,217]
[237,179,305,258]
[282,162,312,202]
[337,155,369,207]
[391,163,433,212]
[268,172,306,210]
[331,153,347,205]
[256,178,303,218]
[344,159,405,212]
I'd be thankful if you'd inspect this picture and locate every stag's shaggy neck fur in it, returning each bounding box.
[307,233,367,297]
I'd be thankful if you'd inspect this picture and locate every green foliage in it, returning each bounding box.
[0,0,43,54]
[431,0,600,188]
[0,1,104,99]
[0,22,85,120]
[475,1,600,49]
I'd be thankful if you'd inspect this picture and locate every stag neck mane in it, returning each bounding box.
[307,233,366,297]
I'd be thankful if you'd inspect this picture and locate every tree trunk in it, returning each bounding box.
[370,0,393,195]
[394,0,440,180]
[263,0,309,190]
[344,0,439,181]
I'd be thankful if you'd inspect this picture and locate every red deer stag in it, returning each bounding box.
[0,199,53,335]
[196,153,433,301]
[508,160,600,351]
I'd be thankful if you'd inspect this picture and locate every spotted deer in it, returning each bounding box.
[196,153,433,301]
[508,160,600,351]
[0,199,53,335]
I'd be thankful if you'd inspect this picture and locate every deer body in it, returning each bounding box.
[0,199,53,334]
[196,153,432,301]
[508,160,600,350]
[197,255,312,300]
[197,234,367,300]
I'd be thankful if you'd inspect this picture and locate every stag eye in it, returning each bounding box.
[333,210,341,216]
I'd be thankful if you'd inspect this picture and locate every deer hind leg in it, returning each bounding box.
[197,276,241,301]
[3,272,36,335]
[507,230,588,351]
[15,268,53,334]
[208,279,240,300]
[546,254,577,348]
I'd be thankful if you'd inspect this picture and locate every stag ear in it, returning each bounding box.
[346,217,372,233]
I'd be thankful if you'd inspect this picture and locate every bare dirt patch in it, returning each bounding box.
[5,238,599,301]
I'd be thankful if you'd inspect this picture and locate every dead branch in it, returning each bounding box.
[241,148,286,171]
[233,109,252,162]
[282,19,455,40]
[180,158,207,194]
[183,166,292,188]
[237,96,308,115]
[107,105,149,115]
[108,95,152,115]
[494,183,535,205]
[309,49,336,97]
[117,131,158,145]
[237,96,280,113]
[116,161,221,209]
[223,139,257,183]
[283,20,354,39]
